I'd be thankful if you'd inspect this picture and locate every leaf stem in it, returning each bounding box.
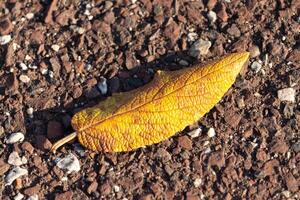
[50,132,77,153]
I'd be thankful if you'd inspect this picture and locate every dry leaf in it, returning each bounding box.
[52,52,249,152]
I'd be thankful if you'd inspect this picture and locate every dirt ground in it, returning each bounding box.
[0,0,299,199]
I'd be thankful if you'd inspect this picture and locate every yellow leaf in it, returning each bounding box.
[52,52,249,152]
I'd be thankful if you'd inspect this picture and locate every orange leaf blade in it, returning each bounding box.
[72,52,249,152]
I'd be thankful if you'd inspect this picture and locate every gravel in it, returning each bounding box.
[5,166,28,185]
[5,132,25,144]
[277,88,296,102]
[0,34,12,45]
[56,153,80,173]
[207,127,216,138]
[188,39,212,58]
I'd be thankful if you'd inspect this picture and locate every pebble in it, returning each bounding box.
[27,195,38,200]
[193,178,202,187]
[291,141,300,152]
[56,153,80,173]
[8,151,23,166]
[19,63,28,71]
[97,77,108,95]
[51,44,60,52]
[249,45,260,58]
[0,125,4,136]
[14,193,24,200]
[5,132,25,144]
[207,128,216,138]
[0,35,12,45]
[250,61,262,73]
[187,127,202,138]
[207,11,217,23]
[25,13,34,20]
[5,166,28,185]
[113,185,121,192]
[26,107,34,116]
[187,32,198,42]
[19,75,31,83]
[189,39,212,58]
[277,88,296,103]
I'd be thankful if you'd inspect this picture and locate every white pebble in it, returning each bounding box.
[187,32,198,42]
[113,185,121,192]
[207,11,217,23]
[14,193,24,200]
[188,127,201,138]
[51,44,60,52]
[40,68,48,75]
[19,75,31,83]
[25,13,34,19]
[189,39,211,58]
[179,59,189,66]
[8,151,23,166]
[27,194,38,200]
[0,35,12,45]
[97,77,108,95]
[27,107,34,115]
[76,27,86,34]
[193,178,202,187]
[278,88,296,103]
[56,153,80,173]
[25,55,32,61]
[5,132,25,144]
[207,128,216,138]
[19,62,28,71]
[250,61,262,73]
[5,166,28,185]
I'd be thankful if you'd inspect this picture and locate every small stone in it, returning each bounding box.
[0,35,12,45]
[56,153,80,173]
[54,191,73,200]
[270,139,289,154]
[23,185,41,196]
[217,3,228,22]
[277,88,296,103]
[249,45,260,58]
[47,121,64,139]
[189,39,211,58]
[35,135,52,150]
[178,136,193,150]
[51,44,60,52]
[113,185,121,192]
[5,166,28,185]
[250,61,262,73]
[19,62,28,70]
[97,77,108,95]
[0,17,13,35]
[163,19,181,46]
[87,181,98,194]
[26,107,34,116]
[21,142,34,154]
[206,0,217,10]
[285,172,298,192]
[8,151,23,166]
[14,193,24,200]
[100,182,111,195]
[193,178,202,187]
[5,132,25,144]
[0,126,4,136]
[207,11,217,23]
[187,128,201,138]
[179,59,189,66]
[155,148,172,163]
[208,150,225,168]
[207,128,216,137]
[30,30,44,44]
[19,75,30,83]
[291,141,300,152]
[281,191,290,198]
[25,13,34,19]
[227,24,241,37]
[0,159,10,175]
[27,195,38,200]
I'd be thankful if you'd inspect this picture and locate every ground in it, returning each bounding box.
[0,0,299,199]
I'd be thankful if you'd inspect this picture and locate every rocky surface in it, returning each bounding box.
[0,0,299,199]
